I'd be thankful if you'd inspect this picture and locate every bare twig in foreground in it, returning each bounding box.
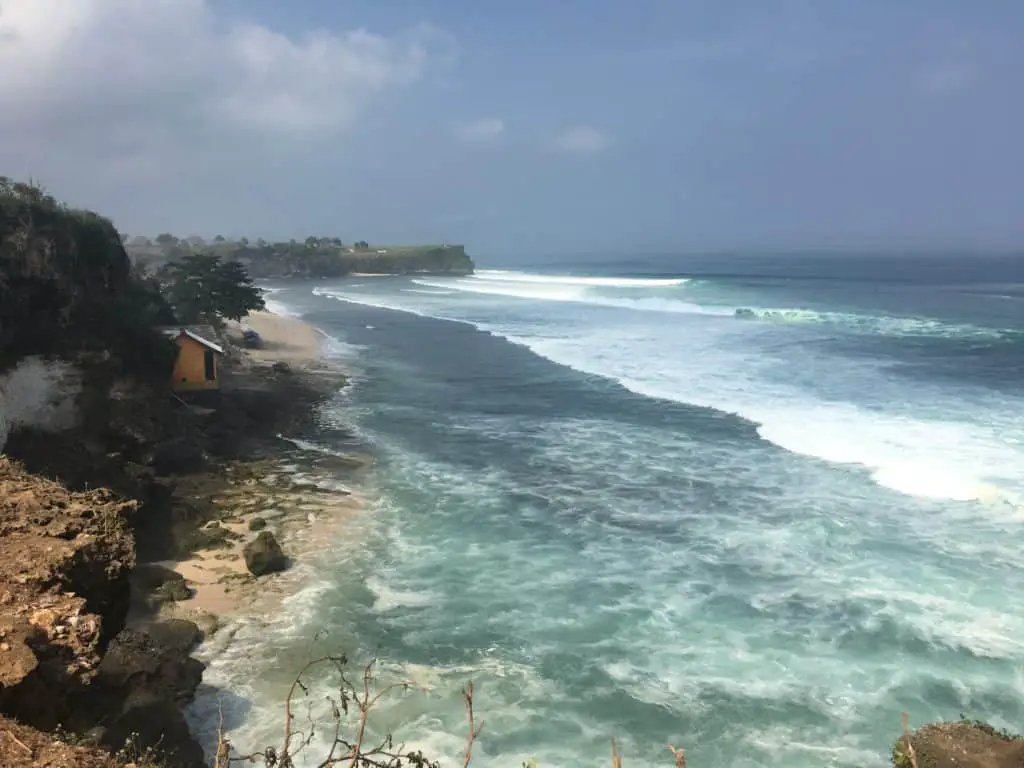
[901,712,919,768]
[462,681,484,768]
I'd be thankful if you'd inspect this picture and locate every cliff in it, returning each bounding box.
[0,458,205,768]
[0,181,207,767]
[0,178,177,379]
[127,237,475,279]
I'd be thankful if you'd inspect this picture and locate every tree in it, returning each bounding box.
[155,233,178,247]
[213,234,226,243]
[160,253,265,325]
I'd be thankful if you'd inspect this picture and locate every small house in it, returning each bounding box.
[158,326,225,391]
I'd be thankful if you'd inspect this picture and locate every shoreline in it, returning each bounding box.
[132,308,368,633]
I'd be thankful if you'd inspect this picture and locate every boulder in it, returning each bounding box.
[93,624,207,768]
[242,531,288,576]
[97,625,204,705]
[271,361,292,374]
[107,689,206,768]
[247,516,268,532]
[144,619,203,655]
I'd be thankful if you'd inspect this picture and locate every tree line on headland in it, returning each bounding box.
[124,232,475,279]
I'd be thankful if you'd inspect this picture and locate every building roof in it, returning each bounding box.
[157,326,225,355]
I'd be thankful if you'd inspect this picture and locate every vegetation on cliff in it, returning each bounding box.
[0,178,177,379]
[158,253,265,327]
[127,234,475,279]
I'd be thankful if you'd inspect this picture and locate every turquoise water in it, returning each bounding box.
[190,256,1024,768]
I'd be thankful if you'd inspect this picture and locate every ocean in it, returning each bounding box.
[189,253,1024,768]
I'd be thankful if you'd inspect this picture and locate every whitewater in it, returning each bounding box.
[190,256,1024,768]
[318,268,1024,507]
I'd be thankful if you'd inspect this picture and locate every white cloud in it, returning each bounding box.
[553,125,611,155]
[453,118,505,145]
[0,0,445,179]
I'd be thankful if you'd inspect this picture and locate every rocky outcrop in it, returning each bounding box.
[243,530,288,576]
[894,721,1024,768]
[0,457,135,728]
[90,623,206,767]
[0,458,207,767]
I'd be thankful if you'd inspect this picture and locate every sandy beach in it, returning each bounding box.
[237,310,326,366]
[154,309,363,625]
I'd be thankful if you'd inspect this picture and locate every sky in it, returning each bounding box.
[1,0,1023,259]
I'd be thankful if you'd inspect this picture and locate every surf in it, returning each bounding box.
[311,274,1024,507]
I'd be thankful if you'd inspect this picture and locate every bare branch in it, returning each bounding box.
[462,681,484,768]
[611,737,622,768]
[2,730,33,757]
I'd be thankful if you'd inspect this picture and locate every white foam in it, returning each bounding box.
[411,278,724,317]
[366,574,437,611]
[315,281,1024,505]
[529,332,1024,506]
[403,287,455,295]
[474,269,689,288]
[261,297,301,318]
[414,278,587,303]
[736,306,1008,339]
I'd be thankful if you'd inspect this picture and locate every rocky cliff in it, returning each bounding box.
[0,178,177,379]
[0,181,207,767]
[0,458,205,767]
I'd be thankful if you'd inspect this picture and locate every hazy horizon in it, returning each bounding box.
[2,1,1023,256]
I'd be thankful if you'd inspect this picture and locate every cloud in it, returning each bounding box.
[0,0,446,182]
[553,126,611,155]
[453,118,505,145]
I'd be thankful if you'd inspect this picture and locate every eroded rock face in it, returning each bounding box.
[92,623,206,767]
[0,456,135,728]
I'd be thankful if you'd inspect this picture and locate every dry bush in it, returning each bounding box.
[209,655,689,768]
[212,655,481,768]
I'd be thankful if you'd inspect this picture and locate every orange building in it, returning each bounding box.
[161,327,225,391]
